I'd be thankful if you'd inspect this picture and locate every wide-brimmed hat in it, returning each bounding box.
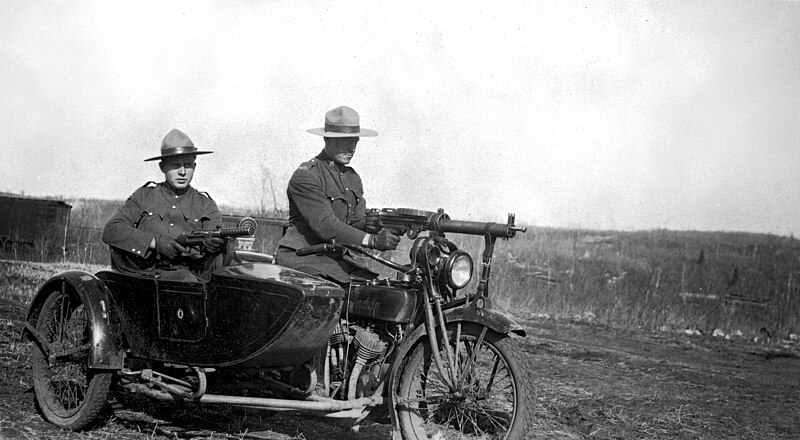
[306,106,378,137]
[144,129,213,162]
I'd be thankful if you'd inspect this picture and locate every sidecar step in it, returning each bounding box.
[123,382,382,415]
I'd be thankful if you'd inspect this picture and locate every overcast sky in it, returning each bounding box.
[1,1,799,235]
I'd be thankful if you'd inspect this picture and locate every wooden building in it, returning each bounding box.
[0,193,72,248]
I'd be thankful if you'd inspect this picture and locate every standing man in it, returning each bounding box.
[103,129,225,281]
[275,106,400,284]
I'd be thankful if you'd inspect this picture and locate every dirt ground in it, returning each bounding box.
[1,284,798,439]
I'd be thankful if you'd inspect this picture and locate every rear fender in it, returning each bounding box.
[25,270,124,369]
[385,306,526,433]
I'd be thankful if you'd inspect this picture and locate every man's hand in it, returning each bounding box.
[156,235,188,260]
[202,236,225,254]
[368,228,400,251]
[365,211,383,233]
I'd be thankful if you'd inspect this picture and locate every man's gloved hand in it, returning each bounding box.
[202,236,225,254]
[365,210,383,233]
[368,228,400,251]
[156,235,188,260]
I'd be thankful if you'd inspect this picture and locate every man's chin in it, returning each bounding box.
[169,182,190,191]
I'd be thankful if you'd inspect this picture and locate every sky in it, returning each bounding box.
[1,1,799,235]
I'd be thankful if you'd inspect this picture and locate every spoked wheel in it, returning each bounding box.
[30,287,112,430]
[397,323,534,440]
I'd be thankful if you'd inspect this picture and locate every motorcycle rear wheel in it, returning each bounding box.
[397,322,534,440]
[30,288,112,430]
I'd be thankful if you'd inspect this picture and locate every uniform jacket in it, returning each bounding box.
[102,182,222,264]
[276,150,371,283]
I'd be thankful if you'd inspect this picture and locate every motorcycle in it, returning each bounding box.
[24,208,532,439]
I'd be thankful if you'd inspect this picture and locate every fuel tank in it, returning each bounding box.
[347,283,419,323]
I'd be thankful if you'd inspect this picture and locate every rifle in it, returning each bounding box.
[175,225,255,247]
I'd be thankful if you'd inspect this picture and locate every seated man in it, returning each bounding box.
[275,106,400,284]
[102,129,225,281]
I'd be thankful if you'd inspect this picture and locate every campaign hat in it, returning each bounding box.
[306,106,378,137]
[144,129,213,162]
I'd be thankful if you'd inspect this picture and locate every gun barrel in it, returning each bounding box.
[436,219,520,238]
[176,226,255,246]
[215,226,255,238]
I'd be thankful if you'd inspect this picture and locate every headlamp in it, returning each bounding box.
[444,250,473,289]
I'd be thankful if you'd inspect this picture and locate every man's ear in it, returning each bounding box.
[158,161,166,173]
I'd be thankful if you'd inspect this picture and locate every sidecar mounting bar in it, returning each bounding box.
[123,382,383,414]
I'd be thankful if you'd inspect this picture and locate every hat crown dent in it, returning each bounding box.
[306,105,377,137]
[161,128,194,149]
[326,106,360,128]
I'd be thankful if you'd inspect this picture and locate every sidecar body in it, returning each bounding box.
[31,262,345,369]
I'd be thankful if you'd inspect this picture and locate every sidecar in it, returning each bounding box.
[24,257,348,429]
[27,261,345,369]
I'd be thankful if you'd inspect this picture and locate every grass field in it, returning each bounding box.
[453,227,800,341]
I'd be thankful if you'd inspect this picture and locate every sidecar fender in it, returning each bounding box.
[386,306,526,434]
[25,270,124,370]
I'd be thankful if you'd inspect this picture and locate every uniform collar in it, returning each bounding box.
[316,150,346,170]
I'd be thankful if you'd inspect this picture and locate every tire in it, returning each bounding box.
[397,322,535,440]
[30,288,112,430]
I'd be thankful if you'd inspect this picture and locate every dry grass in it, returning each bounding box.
[443,228,800,340]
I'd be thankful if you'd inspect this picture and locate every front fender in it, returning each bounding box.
[25,270,124,369]
[442,306,526,338]
[385,306,526,435]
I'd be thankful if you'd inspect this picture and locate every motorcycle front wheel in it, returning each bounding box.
[397,322,534,440]
[30,287,112,430]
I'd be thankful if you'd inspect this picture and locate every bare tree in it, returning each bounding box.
[256,164,279,217]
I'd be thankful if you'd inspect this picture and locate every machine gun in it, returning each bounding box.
[175,217,257,247]
[367,208,526,239]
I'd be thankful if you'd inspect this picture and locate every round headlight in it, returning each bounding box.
[444,250,473,289]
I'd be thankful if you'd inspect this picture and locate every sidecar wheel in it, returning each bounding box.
[397,323,535,440]
[30,288,112,430]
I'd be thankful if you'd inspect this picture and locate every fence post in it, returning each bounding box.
[62,209,70,262]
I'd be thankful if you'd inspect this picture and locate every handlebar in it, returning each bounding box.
[294,241,411,272]
[295,243,337,257]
